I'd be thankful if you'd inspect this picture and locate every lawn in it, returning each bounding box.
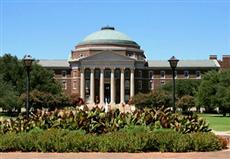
[199,113,230,132]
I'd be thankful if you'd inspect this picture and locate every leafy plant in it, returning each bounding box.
[0,106,211,134]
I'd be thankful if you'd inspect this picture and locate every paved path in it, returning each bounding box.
[1,149,230,159]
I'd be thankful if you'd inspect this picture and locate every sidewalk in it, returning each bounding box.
[1,149,230,159]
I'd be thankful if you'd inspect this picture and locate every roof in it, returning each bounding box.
[37,59,70,68]
[148,60,220,69]
[78,26,139,47]
[80,50,135,62]
[37,59,220,69]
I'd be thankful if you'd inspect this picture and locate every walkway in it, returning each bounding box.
[1,149,230,159]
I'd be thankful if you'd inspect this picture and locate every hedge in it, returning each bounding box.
[0,128,226,152]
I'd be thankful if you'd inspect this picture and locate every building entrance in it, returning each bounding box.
[104,83,110,103]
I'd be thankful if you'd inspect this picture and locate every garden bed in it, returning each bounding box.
[0,107,228,152]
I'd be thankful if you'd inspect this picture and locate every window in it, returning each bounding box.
[95,69,100,79]
[115,69,120,78]
[127,52,132,57]
[73,80,77,89]
[149,81,154,90]
[196,71,201,79]
[160,80,165,86]
[62,70,67,78]
[73,70,77,77]
[125,80,130,89]
[79,54,84,58]
[62,80,67,90]
[174,71,177,79]
[85,69,90,79]
[184,71,189,79]
[125,70,130,79]
[138,70,142,78]
[160,71,165,79]
[104,69,111,78]
[149,71,154,79]
[125,94,130,102]
[138,80,142,90]
[85,80,90,94]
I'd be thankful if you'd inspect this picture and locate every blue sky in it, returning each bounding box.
[0,0,229,60]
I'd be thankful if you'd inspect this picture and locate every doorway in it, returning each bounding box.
[104,83,110,103]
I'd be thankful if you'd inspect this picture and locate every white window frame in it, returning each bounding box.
[196,71,201,79]
[160,80,165,86]
[149,71,154,79]
[174,71,177,79]
[62,80,67,90]
[184,71,189,79]
[160,71,165,79]
[149,80,154,90]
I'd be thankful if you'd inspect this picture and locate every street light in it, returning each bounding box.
[23,54,34,118]
[168,56,179,113]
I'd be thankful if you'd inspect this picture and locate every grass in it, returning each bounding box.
[199,113,230,132]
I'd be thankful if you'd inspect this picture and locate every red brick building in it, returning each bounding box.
[38,26,229,105]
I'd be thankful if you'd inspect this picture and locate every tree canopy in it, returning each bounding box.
[0,54,68,112]
[161,79,201,98]
[196,70,230,116]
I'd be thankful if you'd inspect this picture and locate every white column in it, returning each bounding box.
[120,68,125,104]
[80,68,85,100]
[110,68,115,104]
[100,68,104,105]
[90,68,95,104]
[130,68,135,98]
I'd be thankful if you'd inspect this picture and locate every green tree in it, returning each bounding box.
[130,90,171,109]
[196,70,230,116]
[0,54,68,112]
[162,79,201,98]
[176,95,195,113]
[0,75,20,112]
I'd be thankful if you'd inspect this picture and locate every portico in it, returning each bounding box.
[79,51,135,105]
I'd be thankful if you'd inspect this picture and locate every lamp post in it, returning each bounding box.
[168,56,179,113]
[23,55,34,118]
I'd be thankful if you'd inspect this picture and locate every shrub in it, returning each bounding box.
[176,95,195,113]
[191,132,223,151]
[130,90,171,109]
[0,129,225,152]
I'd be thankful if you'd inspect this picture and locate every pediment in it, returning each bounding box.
[80,50,135,62]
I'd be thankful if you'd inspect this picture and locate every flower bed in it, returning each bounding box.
[0,107,211,134]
